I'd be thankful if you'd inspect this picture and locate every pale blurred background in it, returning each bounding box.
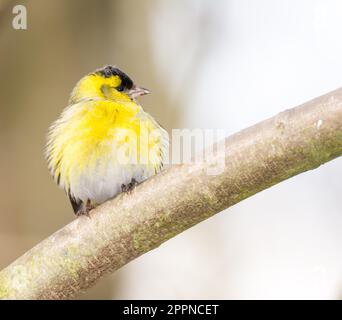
[0,0,342,299]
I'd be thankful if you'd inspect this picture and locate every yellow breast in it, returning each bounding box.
[46,99,168,202]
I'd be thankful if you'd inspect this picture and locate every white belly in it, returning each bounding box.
[70,161,156,204]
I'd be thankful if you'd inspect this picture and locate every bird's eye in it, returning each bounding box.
[116,84,124,92]
[103,67,113,77]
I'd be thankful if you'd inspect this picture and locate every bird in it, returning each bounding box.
[46,65,169,216]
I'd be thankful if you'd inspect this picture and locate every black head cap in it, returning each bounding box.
[96,65,134,90]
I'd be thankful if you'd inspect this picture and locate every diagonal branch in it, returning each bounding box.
[1,88,342,299]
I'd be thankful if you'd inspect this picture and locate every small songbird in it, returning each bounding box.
[46,66,169,216]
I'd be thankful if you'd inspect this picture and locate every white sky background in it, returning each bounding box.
[112,0,342,299]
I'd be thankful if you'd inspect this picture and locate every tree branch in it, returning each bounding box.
[1,88,342,299]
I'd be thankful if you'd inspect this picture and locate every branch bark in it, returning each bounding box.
[1,88,342,299]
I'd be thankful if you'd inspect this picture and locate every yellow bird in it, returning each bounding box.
[46,66,169,216]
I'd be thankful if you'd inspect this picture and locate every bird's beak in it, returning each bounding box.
[128,86,150,99]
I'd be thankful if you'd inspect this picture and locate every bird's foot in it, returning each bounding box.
[75,200,94,218]
[121,178,139,193]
